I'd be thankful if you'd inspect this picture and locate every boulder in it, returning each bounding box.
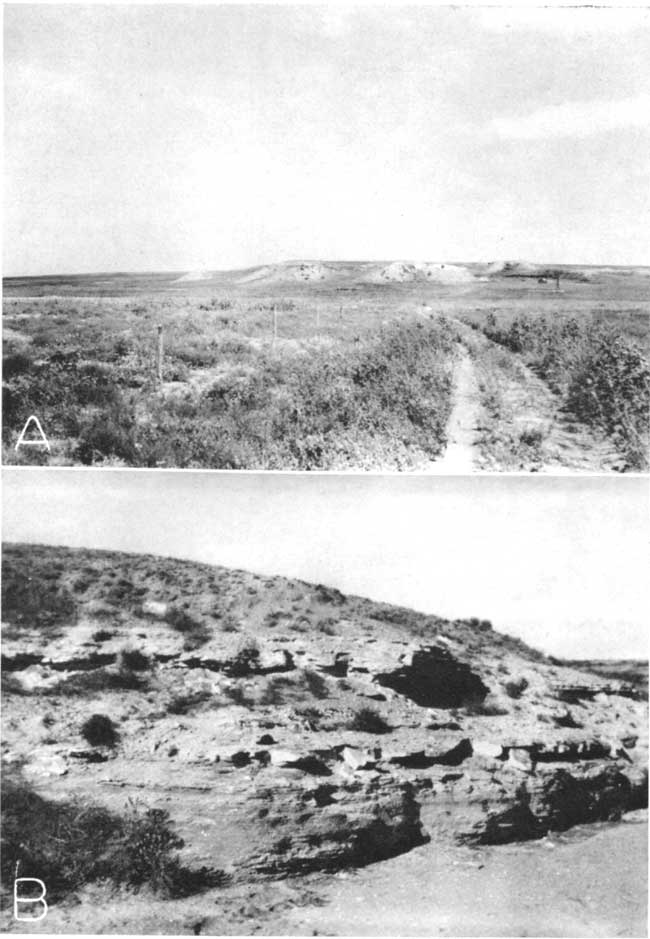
[508,748,535,773]
[141,600,169,619]
[375,646,488,708]
[341,747,377,771]
[473,740,505,761]
[24,752,68,777]
[269,748,303,767]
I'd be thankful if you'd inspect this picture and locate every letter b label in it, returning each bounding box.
[14,878,48,921]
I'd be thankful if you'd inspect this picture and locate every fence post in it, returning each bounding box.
[156,324,163,386]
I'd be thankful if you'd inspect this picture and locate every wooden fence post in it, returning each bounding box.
[273,308,277,346]
[156,324,163,386]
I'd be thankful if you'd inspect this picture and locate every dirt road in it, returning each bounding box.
[429,345,480,473]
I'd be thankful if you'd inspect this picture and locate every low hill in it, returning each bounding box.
[365,261,475,284]
[486,260,591,282]
[1,543,647,919]
[556,658,649,699]
[237,261,340,284]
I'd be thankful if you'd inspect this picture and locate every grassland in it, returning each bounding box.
[3,262,649,470]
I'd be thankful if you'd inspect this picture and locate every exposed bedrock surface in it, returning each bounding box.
[2,544,647,882]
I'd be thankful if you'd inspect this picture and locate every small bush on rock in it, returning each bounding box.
[347,707,392,734]
[505,677,529,699]
[167,690,213,715]
[81,714,119,748]
[164,606,212,650]
[118,648,150,671]
[226,640,260,677]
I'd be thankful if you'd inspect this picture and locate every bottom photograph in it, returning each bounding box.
[1,470,648,937]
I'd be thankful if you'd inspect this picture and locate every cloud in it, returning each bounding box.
[490,95,650,141]
[477,7,650,35]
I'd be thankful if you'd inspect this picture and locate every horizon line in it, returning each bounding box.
[4,258,650,281]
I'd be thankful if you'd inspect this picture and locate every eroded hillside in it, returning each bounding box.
[1,543,647,909]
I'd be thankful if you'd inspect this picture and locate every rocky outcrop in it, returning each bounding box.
[1,544,647,885]
[375,645,488,708]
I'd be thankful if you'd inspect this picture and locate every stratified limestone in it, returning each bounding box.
[2,543,647,881]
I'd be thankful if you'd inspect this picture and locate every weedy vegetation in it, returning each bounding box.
[2,297,455,469]
[1,772,227,903]
[4,271,648,470]
[472,313,650,469]
[347,706,392,734]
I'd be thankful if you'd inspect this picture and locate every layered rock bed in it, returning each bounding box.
[2,543,647,883]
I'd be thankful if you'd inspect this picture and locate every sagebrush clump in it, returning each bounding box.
[1,774,225,902]
[347,707,392,734]
[81,713,119,747]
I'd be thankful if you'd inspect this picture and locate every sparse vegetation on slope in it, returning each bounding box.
[1,542,647,930]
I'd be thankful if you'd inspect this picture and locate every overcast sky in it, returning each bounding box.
[4,4,650,275]
[3,469,647,659]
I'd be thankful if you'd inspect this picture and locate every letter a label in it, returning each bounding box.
[15,415,50,452]
[14,878,48,921]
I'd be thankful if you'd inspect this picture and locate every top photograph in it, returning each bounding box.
[3,4,649,473]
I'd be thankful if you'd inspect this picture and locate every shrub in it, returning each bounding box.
[2,351,33,379]
[1,563,77,635]
[225,640,260,677]
[75,401,138,465]
[116,805,185,893]
[223,684,253,707]
[164,606,212,650]
[347,707,392,734]
[167,690,213,715]
[505,678,529,699]
[1,772,121,901]
[260,676,294,706]
[316,617,337,635]
[80,714,119,747]
[118,648,150,671]
[113,337,131,357]
[294,706,328,730]
[113,803,229,898]
[1,774,226,903]
[480,313,650,468]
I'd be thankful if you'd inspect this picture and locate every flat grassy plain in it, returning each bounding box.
[3,263,649,470]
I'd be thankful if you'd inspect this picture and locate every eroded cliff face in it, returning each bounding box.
[2,544,647,881]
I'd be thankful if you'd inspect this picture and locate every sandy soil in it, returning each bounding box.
[288,814,648,938]
[10,816,644,935]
